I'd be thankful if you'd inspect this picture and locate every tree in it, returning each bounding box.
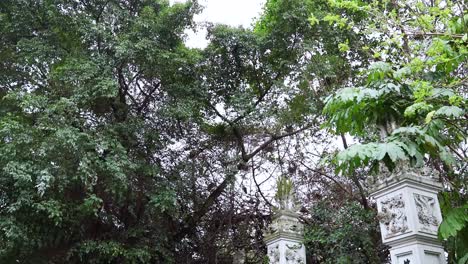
[3,0,463,263]
[321,0,467,262]
[0,0,331,262]
[0,0,202,262]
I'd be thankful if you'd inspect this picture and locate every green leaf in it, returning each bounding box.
[367,62,392,83]
[425,111,435,124]
[308,13,319,26]
[458,253,468,264]
[338,42,350,52]
[424,134,442,148]
[432,88,455,98]
[375,142,407,162]
[392,126,424,136]
[394,66,411,80]
[435,106,464,118]
[439,205,468,239]
[404,102,433,118]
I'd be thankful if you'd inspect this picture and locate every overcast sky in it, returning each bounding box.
[171,0,266,48]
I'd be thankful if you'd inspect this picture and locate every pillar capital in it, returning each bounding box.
[369,163,442,194]
[371,166,446,264]
[264,210,304,244]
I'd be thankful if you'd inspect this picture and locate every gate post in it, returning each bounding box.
[370,166,446,264]
[264,177,306,264]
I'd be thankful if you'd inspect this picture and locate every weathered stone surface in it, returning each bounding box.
[379,193,409,238]
[414,193,439,231]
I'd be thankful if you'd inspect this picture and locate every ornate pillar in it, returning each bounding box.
[264,177,306,264]
[370,166,446,264]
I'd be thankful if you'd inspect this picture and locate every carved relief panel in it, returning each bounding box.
[379,194,409,238]
[414,193,439,233]
[371,174,446,264]
[285,243,305,264]
[267,242,306,264]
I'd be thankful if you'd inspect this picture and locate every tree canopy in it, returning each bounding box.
[0,0,466,263]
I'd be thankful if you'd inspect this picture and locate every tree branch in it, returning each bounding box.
[340,134,370,209]
[245,124,313,161]
[299,161,352,196]
[252,158,273,207]
[176,124,313,239]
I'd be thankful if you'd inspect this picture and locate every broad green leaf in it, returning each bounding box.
[439,205,468,239]
[375,142,408,162]
[435,106,464,118]
[392,126,424,136]
[404,102,433,118]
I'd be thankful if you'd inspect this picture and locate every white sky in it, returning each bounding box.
[171,0,266,48]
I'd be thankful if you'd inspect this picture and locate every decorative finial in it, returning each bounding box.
[275,176,297,211]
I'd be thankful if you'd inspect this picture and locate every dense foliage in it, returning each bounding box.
[0,0,203,262]
[304,201,386,264]
[0,0,336,262]
[0,0,466,263]
[321,0,467,262]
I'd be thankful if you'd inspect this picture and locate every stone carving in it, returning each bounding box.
[289,223,301,233]
[268,244,280,264]
[265,177,306,264]
[275,177,298,212]
[265,176,304,239]
[369,162,440,189]
[379,194,408,237]
[414,194,439,228]
[268,221,278,234]
[265,214,303,237]
[285,244,305,264]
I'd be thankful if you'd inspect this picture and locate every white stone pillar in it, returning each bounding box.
[370,168,446,264]
[264,210,306,264]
